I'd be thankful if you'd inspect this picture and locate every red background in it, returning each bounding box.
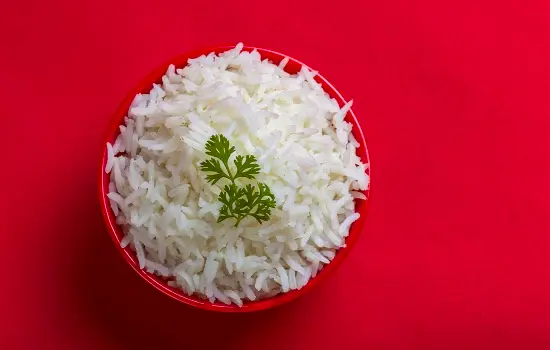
[2,0,550,349]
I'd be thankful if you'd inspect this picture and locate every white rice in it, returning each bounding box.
[105,43,369,305]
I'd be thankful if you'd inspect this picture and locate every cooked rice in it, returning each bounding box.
[105,43,369,305]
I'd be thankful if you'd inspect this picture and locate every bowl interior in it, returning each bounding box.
[99,46,371,312]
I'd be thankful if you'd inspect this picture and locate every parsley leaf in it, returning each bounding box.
[200,158,231,185]
[233,155,260,180]
[242,182,276,224]
[201,134,236,182]
[204,134,235,164]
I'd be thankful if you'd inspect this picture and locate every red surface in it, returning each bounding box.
[2,0,550,348]
[99,46,370,312]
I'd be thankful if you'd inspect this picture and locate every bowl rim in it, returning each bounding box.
[98,45,371,312]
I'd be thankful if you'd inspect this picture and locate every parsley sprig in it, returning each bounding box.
[200,134,276,226]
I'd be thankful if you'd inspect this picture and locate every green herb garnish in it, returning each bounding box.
[200,134,276,226]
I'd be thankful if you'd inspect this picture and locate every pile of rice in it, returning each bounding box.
[105,43,369,306]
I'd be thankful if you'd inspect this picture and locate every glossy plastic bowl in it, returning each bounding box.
[98,46,371,312]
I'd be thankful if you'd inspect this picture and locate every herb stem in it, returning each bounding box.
[223,159,234,181]
[235,216,243,227]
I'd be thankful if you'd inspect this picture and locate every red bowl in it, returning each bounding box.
[98,45,371,312]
